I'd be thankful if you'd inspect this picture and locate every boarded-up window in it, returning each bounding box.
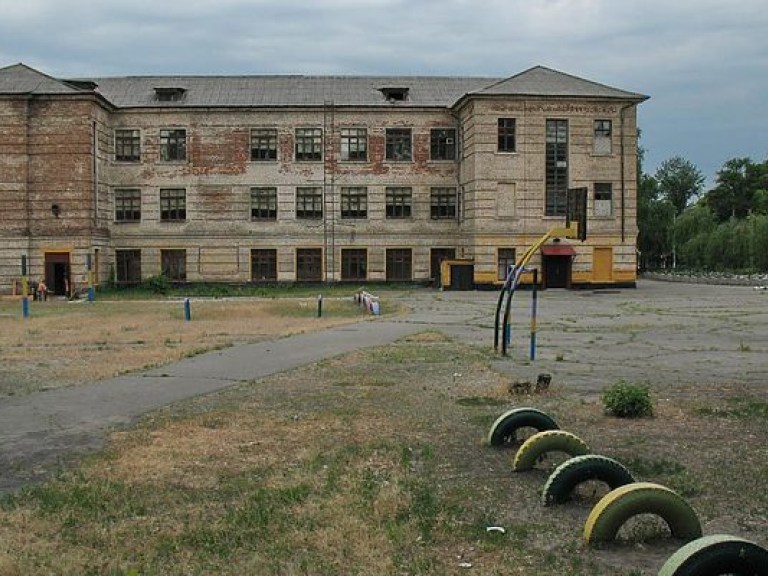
[497,182,516,218]
[593,120,612,155]
[594,183,613,217]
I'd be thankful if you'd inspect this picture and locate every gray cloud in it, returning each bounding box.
[1,0,766,182]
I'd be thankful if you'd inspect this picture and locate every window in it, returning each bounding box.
[497,248,516,281]
[160,188,186,221]
[251,129,278,161]
[341,249,367,281]
[115,129,140,162]
[296,187,323,219]
[386,249,412,281]
[430,187,457,220]
[295,128,322,161]
[115,249,141,285]
[340,128,368,161]
[545,119,568,216]
[296,248,323,282]
[160,129,186,162]
[594,183,613,217]
[161,249,186,281]
[498,118,516,152]
[386,187,412,218]
[380,87,409,101]
[430,128,456,161]
[341,187,368,219]
[114,188,141,222]
[154,87,186,102]
[251,249,277,282]
[385,128,412,161]
[593,120,612,155]
[251,187,277,220]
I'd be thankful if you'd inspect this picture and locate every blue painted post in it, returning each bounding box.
[184,298,191,321]
[317,294,323,318]
[86,253,95,302]
[530,269,539,361]
[21,255,29,319]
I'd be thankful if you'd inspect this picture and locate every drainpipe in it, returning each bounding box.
[619,103,636,244]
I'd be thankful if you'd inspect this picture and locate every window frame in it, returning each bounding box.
[296,248,323,282]
[340,128,368,162]
[250,187,278,220]
[114,129,141,162]
[251,249,278,282]
[114,188,142,222]
[385,128,412,162]
[159,188,187,222]
[594,182,614,217]
[250,128,278,161]
[159,128,187,162]
[341,248,367,281]
[295,127,323,162]
[296,187,323,220]
[497,248,516,281]
[385,187,412,219]
[115,249,142,285]
[340,187,368,219]
[430,187,457,220]
[430,128,456,161]
[593,119,613,155]
[497,118,517,153]
[386,248,412,281]
[160,249,187,281]
[545,119,569,216]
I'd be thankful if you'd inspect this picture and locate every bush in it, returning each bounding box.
[144,274,170,295]
[602,381,653,418]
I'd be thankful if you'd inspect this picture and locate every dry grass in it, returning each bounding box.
[1,335,766,575]
[0,298,367,396]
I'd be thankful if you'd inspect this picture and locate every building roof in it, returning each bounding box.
[0,63,648,108]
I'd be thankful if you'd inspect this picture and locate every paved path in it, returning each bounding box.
[2,280,767,494]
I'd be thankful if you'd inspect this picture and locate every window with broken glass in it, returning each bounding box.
[296,187,323,219]
[115,129,141,162]
[341,187,368,219]
[251,129,278,161]
[386,187,412,218]
[340,128,368,161]
[430,128,456,161]
[159,129,187,162]
[498,118,516,152]
[250,187,277,220]
[160,188,186,221]
[295,128,323,161]
[385,128,412,161]
[161,249,186,281]
[430,187,457,220]
[114,188,141,222]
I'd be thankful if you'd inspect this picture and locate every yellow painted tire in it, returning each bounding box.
[658,534,768,576]
[487,407,559,447]
[584,482,702,545]
[511,430,590,472]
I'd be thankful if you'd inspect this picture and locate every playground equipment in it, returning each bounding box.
[494,187,587,356]
[486,407,559,447]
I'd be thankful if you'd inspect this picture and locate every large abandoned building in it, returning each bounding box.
[0,63,647,295]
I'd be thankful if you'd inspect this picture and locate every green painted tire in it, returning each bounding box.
[511,430,590,472]
[658,534,768,576]
[541,454,635,505]
[487,407,559,447]
[584,482,702,545]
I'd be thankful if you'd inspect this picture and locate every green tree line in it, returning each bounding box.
[638,152,768,273]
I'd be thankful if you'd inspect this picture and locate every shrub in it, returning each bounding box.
[602,381,653,418]
[144,274,170,295]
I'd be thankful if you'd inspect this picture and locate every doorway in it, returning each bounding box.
[45,252,71,296]
[543,255,571,289]
[430,248,456,287]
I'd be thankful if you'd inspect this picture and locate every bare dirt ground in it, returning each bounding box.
[0,281,766,575]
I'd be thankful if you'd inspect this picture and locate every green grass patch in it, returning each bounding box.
[455,396,507,407]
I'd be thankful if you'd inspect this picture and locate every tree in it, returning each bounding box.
[637,173,675,269]
[704,157,768,222]
[655,156,705,215]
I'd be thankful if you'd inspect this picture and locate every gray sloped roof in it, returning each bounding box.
[0,63,648,107]
[472,66,648,101]
[0,63,84,95]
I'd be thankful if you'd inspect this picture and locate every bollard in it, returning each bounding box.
[22,296,30,319]
[530,268,538,361]
[317,294,323,318]
[184,297,191,321]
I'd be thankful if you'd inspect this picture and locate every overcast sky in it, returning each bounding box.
[1,0,766,186]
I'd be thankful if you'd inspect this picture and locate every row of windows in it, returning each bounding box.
[114,127,458,163]
[114,119,614,164]
[115,246,517,284]
[115,187,459,222]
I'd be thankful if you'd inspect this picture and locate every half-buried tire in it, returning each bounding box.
[584,482,702,545]
[487,407,559,447]
[657,534,768,576]
[542,454,635,505]
[512,430,590,472]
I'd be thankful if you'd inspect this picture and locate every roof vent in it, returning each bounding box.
[379,87,409,102]
[154,87,186,102]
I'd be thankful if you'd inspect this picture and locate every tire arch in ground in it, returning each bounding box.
[584,482,702,545]
[541,454,636,506]
[512,430,590,472]
[487,407,559,447]
[657,534,768,576]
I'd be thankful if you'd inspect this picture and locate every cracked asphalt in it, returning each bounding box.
[1,279,766,494]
